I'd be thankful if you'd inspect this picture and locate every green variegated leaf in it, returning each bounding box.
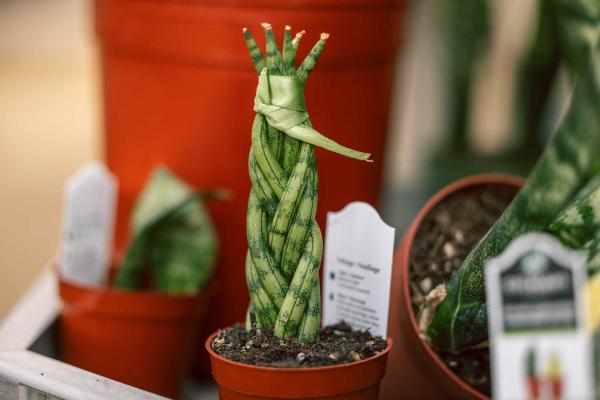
[115,166,219,294]
[436,0,490,152]
[553,0,600,79]
[131,167,192,234]
[429,40,600,351]
[585,232,600,276]
[549,174,600,248]
[242,25,364,342]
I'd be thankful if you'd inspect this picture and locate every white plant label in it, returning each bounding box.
[486,232,594,400]
[59,162,117,286]
[322,202,395,337]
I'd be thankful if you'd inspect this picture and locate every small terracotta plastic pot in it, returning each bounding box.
[380,174,523,400]
[206,331,393,399]
[59,278,212,398]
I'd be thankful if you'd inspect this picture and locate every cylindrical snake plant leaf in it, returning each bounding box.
[552,0,600,80]
[243,25,369,342]
[549,173,600,248]
[436,0,490,153]
[584,231,600,276]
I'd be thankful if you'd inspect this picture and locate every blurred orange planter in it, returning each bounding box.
[94,0,409,359]
[59,277,212,398]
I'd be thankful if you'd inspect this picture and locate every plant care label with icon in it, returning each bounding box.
[486,232,595,400]
[59,162,117,286]
[322,202,395,337]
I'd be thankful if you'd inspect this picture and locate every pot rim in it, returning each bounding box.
[58,269,217,321]
[55,253,217,301]
[400,173,524,400]
[205,330,393,373]
[59,275,204,300]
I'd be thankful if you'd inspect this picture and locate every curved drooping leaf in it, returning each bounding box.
[115,166,219,294]
[553,0,600,79]
[584,231,600,276]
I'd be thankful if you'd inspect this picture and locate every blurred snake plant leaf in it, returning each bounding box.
[436,0,490,154]
[513,0,600,158]
[428,39,600,351]
[115,166,222,294]
[549,174,600,248]
[552,0,600,79]
[586,232,600,276]
[552,176,600,395]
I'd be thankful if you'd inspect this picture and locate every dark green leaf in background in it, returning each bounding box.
[115,166,218,294]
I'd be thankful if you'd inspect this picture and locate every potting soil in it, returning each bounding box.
[212,321,387,368]
[409,184,518,396]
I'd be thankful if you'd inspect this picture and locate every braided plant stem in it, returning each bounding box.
[243,24,370,342]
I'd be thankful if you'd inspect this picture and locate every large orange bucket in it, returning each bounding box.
[95,0,408,371]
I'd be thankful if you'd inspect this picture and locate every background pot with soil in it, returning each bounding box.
[381,174,523,400]
[427,37,600,354]
[383,37,600,399]
[59,167,222,398]
[206,24,392,399]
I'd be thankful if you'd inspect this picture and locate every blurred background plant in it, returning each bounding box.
[383,0,595,229]
[115,166,221,294]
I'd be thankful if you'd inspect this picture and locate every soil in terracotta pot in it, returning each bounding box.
[212,321,387,368]
[409,184,519,397]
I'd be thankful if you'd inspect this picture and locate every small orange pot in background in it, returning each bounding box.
[380,174,523,400]
[59,277,212,399]
[205,332,393,400]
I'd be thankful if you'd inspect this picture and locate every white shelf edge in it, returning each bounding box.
[0,265,59,350]
[0,349,167,400]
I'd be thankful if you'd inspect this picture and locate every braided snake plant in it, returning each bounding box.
[242,24,370,343]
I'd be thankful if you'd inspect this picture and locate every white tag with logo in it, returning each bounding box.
[322,202,395,337]
[59,162,117,286]
[486,232,594,400]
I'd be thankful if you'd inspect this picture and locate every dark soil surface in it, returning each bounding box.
[409,184,518,396]
[211,321,387,368]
